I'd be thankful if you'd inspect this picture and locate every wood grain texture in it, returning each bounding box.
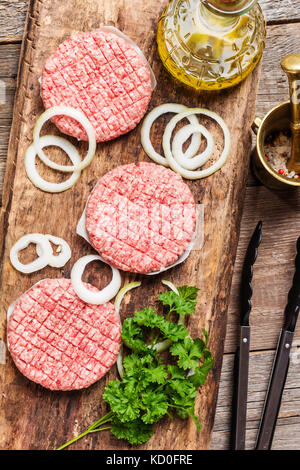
[0,0,299,43]
[0,0,261,450]
[224,185,300,354]
[260,0,300,24]
[211,349,300,449]
[256,23,300,117]
[0,1,27,42]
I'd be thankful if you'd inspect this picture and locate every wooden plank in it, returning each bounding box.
[211,350,300,449]
[261,0,300,24]
[0,43,20,204]
[0,43,20,77]
[0,0,261,450]
[212,422,300,450]
[224,185,300,354]
[0,0,299,43]
[0,1,27,42]
[256,23,300,117]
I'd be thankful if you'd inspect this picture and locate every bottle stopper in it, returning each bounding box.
[281,54,300,174]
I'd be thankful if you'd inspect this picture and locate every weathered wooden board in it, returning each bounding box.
[224,186,300,354]
[0,0,262,450]
[1,0,300,43]
[211,349,300,449]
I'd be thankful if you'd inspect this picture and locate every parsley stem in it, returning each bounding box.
[56,411,114,450]
[56,426,111,450]
[88,411,114,430]
[56,429,92,450]
[168,404,188,410]
[89,426,111,433]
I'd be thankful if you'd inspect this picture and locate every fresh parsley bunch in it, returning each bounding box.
[57,285,213,449]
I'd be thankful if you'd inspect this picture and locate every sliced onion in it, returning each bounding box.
[10,234,53,274]
[71,255,122,305]
[161,279,179,295]
[36,235,71,268]
[117,344,125,380]
[114,282,141,379]
[141,103,202,166]
[152,338,173,353]
[172,123,214,170]
[33,106,96,172]
[163,108,230,180]
[25,135,82,193]
[115,282,142,316]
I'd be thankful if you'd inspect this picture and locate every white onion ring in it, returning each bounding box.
[161,279,179,295]
[25,135,82,193]
[71,255,122,305]
[114,281,142,317]
[172,123,214,170]
[163,108,230,180]
[33,106,96,172]
[36,235,71,268]
[141,103,202,166]
[10,234,53,274]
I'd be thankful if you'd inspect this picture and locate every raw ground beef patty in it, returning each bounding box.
[41,30,152,142]
[85,162,197,274]
[7,279,121,391]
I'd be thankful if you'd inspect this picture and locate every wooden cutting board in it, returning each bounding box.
[0,0,261,450]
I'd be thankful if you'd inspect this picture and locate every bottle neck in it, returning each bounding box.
[199,2,240,32]
[201,0,257,15]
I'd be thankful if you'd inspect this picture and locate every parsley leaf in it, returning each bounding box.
[188,354,214,388]
[167,365,186,380]
[121,318,148,353]
[166,379,202,433]
[111,418,154,445]
[102,381,140,423]
[170,337,206,370]
[123,352,155,378]
[158,285,199,317]
[133,308,188,343]
[143,363,168,385]
[140,390,169,424]
[168,379,197,405]
[134,308,163,329]
[177,286,199,304]
[123,353,168,387]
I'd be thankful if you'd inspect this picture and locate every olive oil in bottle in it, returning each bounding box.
[157,0,266,91]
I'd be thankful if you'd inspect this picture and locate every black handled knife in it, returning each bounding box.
[255,236,300,450]
[230,221,262,450]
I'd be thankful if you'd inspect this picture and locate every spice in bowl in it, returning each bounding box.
[264,130,300,179]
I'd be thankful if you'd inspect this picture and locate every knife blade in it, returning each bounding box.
[230,221,262,450]
[255,236,300,450]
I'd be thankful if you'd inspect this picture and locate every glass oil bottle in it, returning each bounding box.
[157,0,266,91]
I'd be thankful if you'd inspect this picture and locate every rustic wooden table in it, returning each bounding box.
[0,0,300,451]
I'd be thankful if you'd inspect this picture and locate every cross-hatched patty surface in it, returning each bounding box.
[85,162,196,274]
[7,279,121,391]
[41,30,152,142]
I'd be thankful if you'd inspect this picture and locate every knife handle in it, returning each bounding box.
[240,221,262,327]
[231,326,250,450]
[284,237,300,332]
[255,329,293,450]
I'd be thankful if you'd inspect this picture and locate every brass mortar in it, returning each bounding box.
[251,101,300,190]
